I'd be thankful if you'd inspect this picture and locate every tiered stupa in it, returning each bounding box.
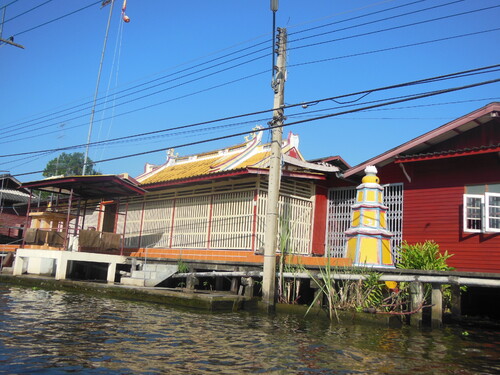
[344,166,395,268]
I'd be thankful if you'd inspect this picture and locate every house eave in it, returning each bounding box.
[342,102,500,178]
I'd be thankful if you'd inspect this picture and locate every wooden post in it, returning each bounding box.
[215,276,224,291]
[451,283,461,319]
[186,275,199,290]
[410,281,424,328]
[242,277,255,298]
[431,283,443,328]
[230,277,239,294]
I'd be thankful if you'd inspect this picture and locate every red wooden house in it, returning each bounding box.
[324,102,500,273]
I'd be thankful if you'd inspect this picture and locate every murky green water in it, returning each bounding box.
[0,284,499,374]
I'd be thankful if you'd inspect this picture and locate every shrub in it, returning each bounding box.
[396,240,454,271]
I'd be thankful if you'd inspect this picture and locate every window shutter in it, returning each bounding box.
[485,193,500,233]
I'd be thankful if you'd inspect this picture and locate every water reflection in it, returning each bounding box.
[0,284,499,374]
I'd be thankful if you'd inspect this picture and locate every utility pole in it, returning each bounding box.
[262,27,287,311]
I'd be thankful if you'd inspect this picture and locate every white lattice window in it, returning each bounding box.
[327,183,403,259]
[117,201,144,248]
[171,196,210,248]
[141,200,173,248]
[255,182,314,255]
[464,193,500,233]
[210,191,254,249]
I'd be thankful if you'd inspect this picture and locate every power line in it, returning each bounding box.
[0,0,20,10]
[3,0,53,24]
[288,0,428,36]
[12,0,101,37]
[288,0,464,43]
[0,69,269,143]
[288,4,500,51]
[1,53,270,137]
[0,0,470,132]
[289,27,500,68]
[10,77,500,178]
[1,40,271,132]
[2,64,498,158]
[2,0,488,136]
[3,26,498,144]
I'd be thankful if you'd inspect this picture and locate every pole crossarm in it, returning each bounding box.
[0,37,24,49]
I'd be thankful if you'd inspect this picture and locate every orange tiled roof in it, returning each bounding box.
[139,150,272,185]
[233,150,271,169]
[140,155,221,185]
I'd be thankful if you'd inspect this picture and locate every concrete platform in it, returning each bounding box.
[13,248,127,283]
[0,274,256,312]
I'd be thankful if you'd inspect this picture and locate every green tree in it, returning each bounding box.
[43,152,100,177]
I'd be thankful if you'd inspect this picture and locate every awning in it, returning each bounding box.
[21,175,147,199]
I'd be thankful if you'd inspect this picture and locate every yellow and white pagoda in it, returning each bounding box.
[345,166,395,268]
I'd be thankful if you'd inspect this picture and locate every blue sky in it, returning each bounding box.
[0,0,499,181]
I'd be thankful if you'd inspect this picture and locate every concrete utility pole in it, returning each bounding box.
[262,27,287,311]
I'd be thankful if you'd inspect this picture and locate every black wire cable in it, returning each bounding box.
[10,77,500,178]
[288,0,465,44]
[288,0,428,36]
[0,0,20,10]
[3,0,53,23]
[0,0,467,131]
[289,27,500,68]
[3,29,499,145]
[289,4,500,51]
[1,42,271,132]
[2,0,426,129]
[1,53,270,137]
[12,0,101,37]
[0,69,269,143]
[1,0,487,135]
[2,64,498,158]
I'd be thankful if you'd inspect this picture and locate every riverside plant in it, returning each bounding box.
[396,240,461,309]
[305,262,387,321]
[276,211,307,304]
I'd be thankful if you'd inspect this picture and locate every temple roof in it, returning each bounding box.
[137,129,338,187]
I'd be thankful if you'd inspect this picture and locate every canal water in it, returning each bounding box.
[1,283,499,374]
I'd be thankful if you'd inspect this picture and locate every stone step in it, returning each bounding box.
[125,264,178,287]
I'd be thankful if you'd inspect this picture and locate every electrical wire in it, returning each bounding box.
[10,76,500,178]
[0,0,21,10]
[0,69,269,144]
[1,52,270,137]
[289,27,500,68]
[288,0,427,35]
[0,0,470,132]
[288,4,500,51]
[288,0,465,43]
[2,64,498,158]
[12,0,102,37]
[3,0,53,24]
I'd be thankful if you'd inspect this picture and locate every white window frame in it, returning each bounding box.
[463,194,484,233]
[485,192,500,233]
[463,193,500,233]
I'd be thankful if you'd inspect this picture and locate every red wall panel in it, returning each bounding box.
[379,154,500,273]
[312,185,327,256]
